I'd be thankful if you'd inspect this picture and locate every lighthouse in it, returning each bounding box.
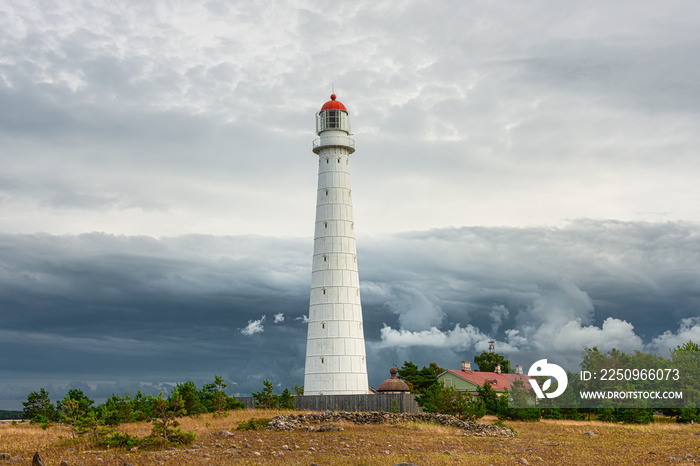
[303,94,369,395]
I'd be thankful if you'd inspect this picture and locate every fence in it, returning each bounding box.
[236,393,421,413]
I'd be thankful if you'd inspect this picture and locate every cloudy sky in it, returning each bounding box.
[1,0,699,409]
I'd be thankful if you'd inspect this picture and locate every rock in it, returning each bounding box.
[253,452,261,456]
[0,453,10,459]
[443,450,453,455]
[32,452,46,466]
[282,445,289,450]
[393,463,419,466]
[60,462,69,466]
[9,456,21,464]
[217,430,234,438]
[214,443,223,448]
[519,459,530,465]
[265,412,515,436]
[583,431,598,437]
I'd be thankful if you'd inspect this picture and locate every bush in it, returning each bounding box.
[417,383,485,421]
[236,417,271,431]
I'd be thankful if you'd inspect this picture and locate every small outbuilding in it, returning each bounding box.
[377,367,411,393]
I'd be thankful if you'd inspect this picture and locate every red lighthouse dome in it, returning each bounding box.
[320,94,348,113]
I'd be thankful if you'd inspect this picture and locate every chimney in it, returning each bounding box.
[515,364,523,375]
[495,364,501,374]
[461,361,471,372]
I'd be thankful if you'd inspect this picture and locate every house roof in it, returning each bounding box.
[442,370,532,391]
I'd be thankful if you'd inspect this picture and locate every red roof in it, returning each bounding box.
[320,94,348,112]
[446,370,532,391]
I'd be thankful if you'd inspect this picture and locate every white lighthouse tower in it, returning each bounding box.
[303,94,369,395]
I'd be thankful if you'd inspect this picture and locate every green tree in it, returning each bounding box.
[279,388,295,410]
[131,389,154,421]
[397,361,441,393]
[22,388,56,424]
[664,340,700,422]
[99,393,134,426]
[57,390,97,439]
[293,384,304,396]
[417,383,485,421]
[252,379,279,409]
[474,351,511,374]
[198,376,244,414]
[212,375,229,416]
[149,391,194,446]
[174,381,206,416]
[476,381,499,415]
[498,379,540,422]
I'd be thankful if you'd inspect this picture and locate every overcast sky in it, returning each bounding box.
[1,0,699,409]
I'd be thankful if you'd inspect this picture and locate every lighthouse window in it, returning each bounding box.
[322,288,326,295]
[325,189,329,196]
[321,356,324,364]
[327,110,340,128]
[323,254,327,262]
[337,158,340,163]
[324,221,328,228]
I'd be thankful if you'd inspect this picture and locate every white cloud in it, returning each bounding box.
[273,313,284,324]
[649,317,700,355]
[374,323,519,353]
[376,317,644,355]
[240,315,265,336]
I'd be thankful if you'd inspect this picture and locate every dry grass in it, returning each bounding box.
[1,412,699,465]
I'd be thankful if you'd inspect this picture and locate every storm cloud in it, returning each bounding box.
[1,220,698,408]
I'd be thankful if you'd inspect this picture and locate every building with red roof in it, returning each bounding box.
[437,361,533,397]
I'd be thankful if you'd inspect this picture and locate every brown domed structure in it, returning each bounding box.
[378,367,410,393]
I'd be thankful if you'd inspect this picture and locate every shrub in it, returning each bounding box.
[236,417,271,431]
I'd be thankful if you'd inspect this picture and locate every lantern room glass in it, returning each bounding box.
[317,109,349,134]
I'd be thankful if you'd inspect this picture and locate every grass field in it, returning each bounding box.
[1,411,699,465]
